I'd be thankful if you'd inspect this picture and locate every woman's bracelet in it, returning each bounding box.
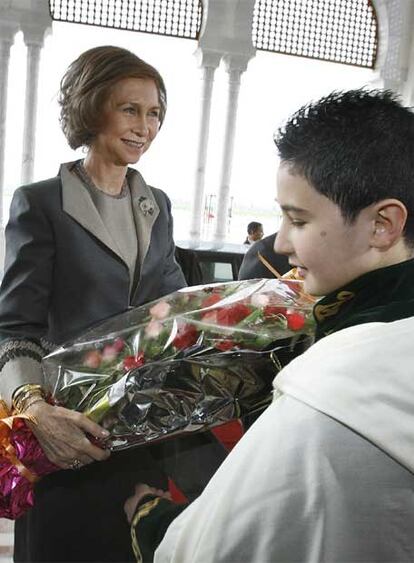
[12,384,46,413]
[20,395,45,412]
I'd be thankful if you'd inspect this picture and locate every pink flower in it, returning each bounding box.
[149,301,171,320]
[112,338,125,352]
[83,350,102,369]
[201,310,219,323]
[101,345,119,363]
[145,319,164,338]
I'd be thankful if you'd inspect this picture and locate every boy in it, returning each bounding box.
[132,90,414,562]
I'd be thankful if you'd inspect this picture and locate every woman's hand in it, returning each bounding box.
[25,400,111,469]
[124,484,172,524]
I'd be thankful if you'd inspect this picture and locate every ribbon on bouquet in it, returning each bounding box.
[0,400,39,484]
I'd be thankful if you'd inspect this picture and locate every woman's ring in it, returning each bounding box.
[70,459,82,470]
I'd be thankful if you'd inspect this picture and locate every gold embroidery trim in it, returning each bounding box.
[313,291,354,322]
[131,497,162,563]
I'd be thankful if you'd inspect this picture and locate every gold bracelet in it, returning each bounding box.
[12,384,44,402]
[14,391,44,413]
[20,395,45,412]
[12,384,45,413]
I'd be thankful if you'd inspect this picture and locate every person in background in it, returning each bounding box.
[238,231,290,279]
[129,89,414,562]
[0,45,190,562]
[243,221,264,244]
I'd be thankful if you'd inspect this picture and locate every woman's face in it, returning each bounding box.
[89,77,161,166]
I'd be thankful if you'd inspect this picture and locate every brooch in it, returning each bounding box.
[138,196,155,216]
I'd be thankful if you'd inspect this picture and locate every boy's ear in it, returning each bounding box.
[370,199,407,249]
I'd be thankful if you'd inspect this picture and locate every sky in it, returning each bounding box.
[3,20,375,241]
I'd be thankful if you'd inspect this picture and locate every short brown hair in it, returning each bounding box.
[59,45,167,149]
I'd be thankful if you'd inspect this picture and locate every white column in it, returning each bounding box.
[20,37,43,185]
[400,1,414,104]
[189,49,221,242]
[0,38,13,211]
[0,21,18,273]
[378,0,414,96]
[213,55,248,244]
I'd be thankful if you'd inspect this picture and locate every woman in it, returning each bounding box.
[0,46,188,562]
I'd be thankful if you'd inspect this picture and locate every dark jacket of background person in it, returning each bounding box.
[0,165,188,563]
[238,232,290,280]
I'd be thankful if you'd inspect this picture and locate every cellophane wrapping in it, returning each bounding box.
[42,278,315,450]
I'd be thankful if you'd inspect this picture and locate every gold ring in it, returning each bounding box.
[70,459,82,470]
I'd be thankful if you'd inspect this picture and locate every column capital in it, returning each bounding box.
[0,20,19,43]
[197,0,256,66]
[194,47,222,69]
[21,25,51,47]
[222,53,253,74]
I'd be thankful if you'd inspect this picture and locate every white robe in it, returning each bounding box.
[155,316,414,562]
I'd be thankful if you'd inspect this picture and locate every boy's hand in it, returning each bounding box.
[124,483,172,524]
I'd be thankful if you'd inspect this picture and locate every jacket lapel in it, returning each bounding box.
[128,169,159,269]
[60,163,160,299]
[60,163,127,264]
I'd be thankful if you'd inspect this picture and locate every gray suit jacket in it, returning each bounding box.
[0,163,186,400]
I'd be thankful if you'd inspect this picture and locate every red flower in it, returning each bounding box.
[263,306,287,318]
[201,293,222,308]
[216,304,251,326]
[286,312,305,331]
[123,352,145,371]
[172,324,199,350]
[215,339,236,351]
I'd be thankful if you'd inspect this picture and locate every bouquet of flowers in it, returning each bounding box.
[42,277,315,450]
[0,277,315,518]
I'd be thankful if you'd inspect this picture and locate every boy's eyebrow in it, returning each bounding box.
[279,204,309,214]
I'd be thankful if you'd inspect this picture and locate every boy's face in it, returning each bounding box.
[274,163,377,296]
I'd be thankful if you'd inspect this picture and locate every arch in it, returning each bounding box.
[252,0,378,69]
[49,0,203,40]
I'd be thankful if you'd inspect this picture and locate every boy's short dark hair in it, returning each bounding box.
[247,221,263,234]
[274,89,414,246]
[59,45,167,149]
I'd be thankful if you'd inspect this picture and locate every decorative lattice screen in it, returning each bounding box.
[49,0,203,40]
[252,0,377,68]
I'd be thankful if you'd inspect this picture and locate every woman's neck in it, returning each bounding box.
[83,155,127,196]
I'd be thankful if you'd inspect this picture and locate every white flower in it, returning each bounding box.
[250,293,270,308]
